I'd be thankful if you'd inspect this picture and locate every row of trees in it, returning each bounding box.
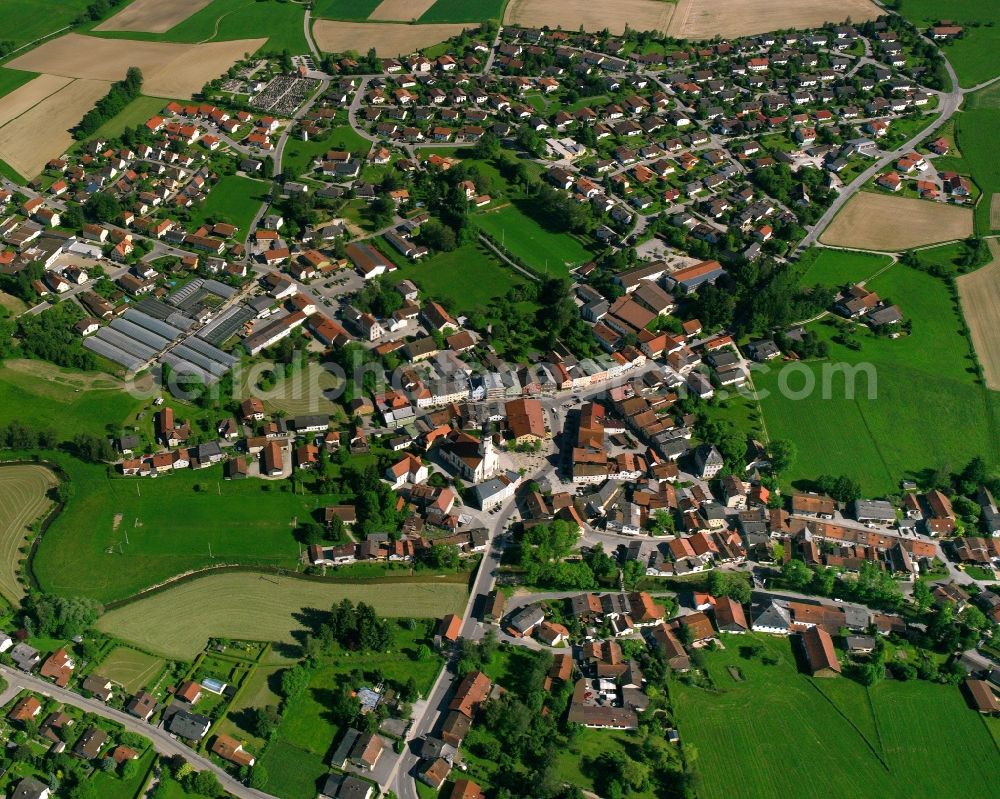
[75,66,143,139]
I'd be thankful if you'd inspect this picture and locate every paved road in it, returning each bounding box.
[0,665,276,799]
[801,53,1000,251]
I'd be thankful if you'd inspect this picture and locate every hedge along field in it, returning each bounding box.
[953,106,1000,234]
[755,262,1000,495]
[33,457,320,604]
[898,0,1000,88]
[672,634,998,799]
[96,572,469,659]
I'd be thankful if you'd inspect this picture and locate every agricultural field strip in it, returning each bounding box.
[820,192,973,251]
[956,239,1000,390]
[0,465,56,602]
[504,0,675,37]
[669,0,881,39]
[0,73,73,129]
[369,0,438,21]
[311,20,469,56]
[94,0,215,33]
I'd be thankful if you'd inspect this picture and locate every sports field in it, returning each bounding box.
[0,77,110,179]
[673,635,998,799]
[391,241,527,312]
[421,0,508,22]
[821,192,973,251]
[756,262,1000,494]
[898,0,1000,87]
[474,201,594,277]
[668,0,879,39]
[957,240,1000,389]
[0,464,56,603]
[33,458,325,603]
[0,359,147,439]
[312,20,468,55]
[95,0,214,33]
[798,248,893,288]
[96,573,469,659]
[96,646,165,693]
[187,174,271,233]
[7,33,265,99]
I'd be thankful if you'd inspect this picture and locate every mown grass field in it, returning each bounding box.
[0,0,93,50]
[672,634,998,799]
[0,359,148,439]
[0,463,56,603]
[898,0,1000,88]
[391,241,527,312]
[188,174,271,233]
[756,262,1000,494]
[420,0,508,22]
[953,106,1000,234]
[96,645,165,693]
[87,0,307,53]
[35,457,319,603]
[474,200,595,277]
[91,94,172,140]
[799,249,893,288]
[96,572,469,658]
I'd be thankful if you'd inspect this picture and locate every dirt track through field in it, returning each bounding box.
[820,192,973,251]
[957,239,1000,390]
[0,77,111,178]
[312,20,469,55]
[369,0,437,21]
[6,33,266,98]
[505,0,675,35]
[94,0,214,33]
[668,0,880,38]
[0,73,72,129]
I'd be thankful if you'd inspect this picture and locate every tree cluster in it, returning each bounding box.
[75,66,143,139]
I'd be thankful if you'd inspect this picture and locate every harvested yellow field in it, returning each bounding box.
[7,33,266,98]
[312,20,469,55]
[957,240,1000,390]
[369,0,437,21]
[0,78,111,178]
[505,0,675,35]
[820,192,973,251]
[668,0,880,39]
[94,0,214,33]
[0,74,72,129]
[990,193,1000,230]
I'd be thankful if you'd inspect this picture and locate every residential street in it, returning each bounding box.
[0,665,277,799]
